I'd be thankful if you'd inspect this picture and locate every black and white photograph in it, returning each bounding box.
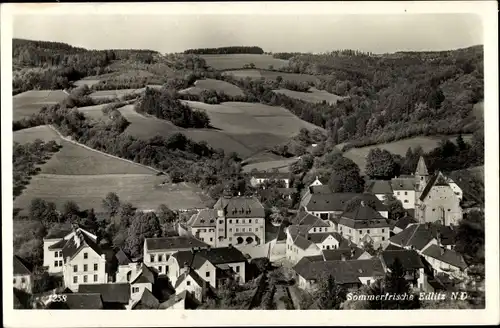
[2,1,498,327]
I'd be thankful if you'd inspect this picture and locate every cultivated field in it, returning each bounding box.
[88,88,142,100]
[73,79,101,87]
[272,87,345,105]
[224,69,319,83]
[242,157,300,173]
[14,175,210,212]
[13,90,68,120]
[179,79,245,97]
[13,125,209,213]
[343,134,474,173]
[200,54,289,70]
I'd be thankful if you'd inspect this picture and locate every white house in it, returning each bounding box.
[250,172,290,188]
[61,230,108,292]
[390,177,416,209]
[13,255,33,293]
[421,244,468,278]
[43,226,97,274]
[129,264,156,304]
[173,267,209,303]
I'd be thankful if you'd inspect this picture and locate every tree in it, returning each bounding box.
[29,198,60,226]
[16,239,44,267]
[102,192,120,217]
[315,274,346,309]
[124,211,161,258]
[455,210,484,266]
[365,148,397,179]
[343,195,377,212]
[328,157,365,193]
[118,202,136,228]
[62,200,80,218]
[377,258,420,309]
[456,134,466,151]
[157,204,177,224]
[269,206,285,225]
[384,194,406,220]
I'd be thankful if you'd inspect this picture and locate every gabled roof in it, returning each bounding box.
[342,204,385,221]
[292,211,330,227]
[213,196,265,218]
[251,172,290,179]
[384,243,405,251]
[366,180,393,195]
[159,290,200,310]
[308,233,340,244]
[393,213,418,230]
[309,185,333,194]
[63,293,104,309]
[78,283,130,304]
[131,264,155,285]
[415,156,429,176]
[389,224,435,250]
[422,245,467,270]
[380,249,424,270]
[390,178,416,191]
[293,258,385,284]
[322,247,366,261]
[172,246,247,270]
[13,255,32,275]
[115,249,132,266]
[187,209,218,228]
[61,230,103,261]
[132,288,160,310]
[419,171,450,201]
[48,239,67,250]
[174,269,207,288]
[145,236,209,251]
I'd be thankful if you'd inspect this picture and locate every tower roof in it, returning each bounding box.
[415,156,429,176]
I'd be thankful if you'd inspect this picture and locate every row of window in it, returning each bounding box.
[73,264,98,272]
[73,274,98,284]
[312,227,328,233]
[13,277,27,284]
[396,191,410,196]
[227,219,259,224]
[339,227,385,234]
[54,260,63,267]
[150,254,167,263]
[54,251,63,258]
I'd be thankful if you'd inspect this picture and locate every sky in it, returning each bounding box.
[13,14,483,54]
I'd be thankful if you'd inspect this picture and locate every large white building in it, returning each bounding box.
[184,196,266,247]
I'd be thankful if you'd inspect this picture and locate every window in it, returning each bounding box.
[201,238,204,241]
[367,280,371,285]
[210,238,213,242]
[313,228,317,232]
[236,228,239,232]
[404,192,408,195]
[229,237,232,241]
[165,266,169,273]
[187,280,191,286]
[242,228,245,232]
[382,229,385,233]
[326,245,330,250]
[94,275,98,282]
[54,261,59,267]
[404,200,409,203]
[367,230,370,234]
[73,276,78,284]
[84,264,88,272]
[448,209,451,211]
[55,251,58,258]
[94,264,98,271]
[229,228,232,232]
[229,219,232,224]
[219,228,224,232]
[421,177,424,180]
[58,260,63,267]
[249,219,252,223]
[150,255,155,263]
[13,278,16,284]
[133,287,139,293]
[84,275,88,283]
[84,253,88,259]
[382,237,385,241]
[236,220,239,224]
[236,266,240,273]
[248,228,252,232]
[158,266,162,272]
[21,277,26,283]
[255,228,258,232]
[359,230,362,234]
[219,220,223,224]
[73,265,78,272]
[397,192,400,195]
[159,255,164,262]
[206,272,210,278]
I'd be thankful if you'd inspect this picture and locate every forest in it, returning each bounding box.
[184,46,264,55]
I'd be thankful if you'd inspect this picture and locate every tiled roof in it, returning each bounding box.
[422,245,467,270]
[390,178,416,191]
[293,258,385,284]
[380,249,424,270]
[132,288,160,310]
[174,268,207,288]
[322,247,365,261]
[276,222,288,242]
[342,204,385,221]
[48,239,67,250]
[13,255,32,275]
[308,233,340,244]
[303,192,388,213]
[115,249,132,266]
[63,293,104,309]
[419,172,450,201]
[302,255,326,262]
[159,290,199,309]
[292,211,330,227]
[187,209,218,228]
[309,185,333,194]
[145,236,209,251]
[131,264,156,285]
[338,205,390,229]
[252,172,290,179]
[78,283,130,304]
[384,244,405,251]
[366,180,393,195]
[172,246,247,270]
[45,224,73,239]
[61,230,103,261]
[213,196,265,218]
[415,156,429,176]
[394,214,418,230]
[389,224,435,250]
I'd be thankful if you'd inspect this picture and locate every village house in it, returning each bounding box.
[49,293,104,309]
[390,176,417,209]
[366,180,394,201]
[166,246,247,290]
[173,266,212,303]
[61,229,108,292]
[159,290,199,310]
[42,225,97,274]
[130,288,160,310]
[143,236,209,275]
[78,283,131,309]
[250,172,291,188]
[13,255,33,294]
[388,222,457,252]
[421,244,468,278]
[128,263,156,305]
[300,188,389,220]
[334,201,391,248]
[293,257,385,291]
[309,176,324,187]
[184,195,266,247]
[391,211,417,235]
[379,249,433,291]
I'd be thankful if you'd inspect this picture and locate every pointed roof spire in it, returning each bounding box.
[415,156,429,176]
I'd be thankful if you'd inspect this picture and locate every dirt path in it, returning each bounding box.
[47,124,163,174]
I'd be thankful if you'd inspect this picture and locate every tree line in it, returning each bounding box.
[184,46,264,55]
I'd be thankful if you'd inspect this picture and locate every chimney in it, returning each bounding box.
[186,266,191,274]
[183,261,189,268]
[360,201,366,207]
[101,253,106,261]
[74,234,81,248]
[350,247,356,258]
[238,191,241,196]
[228,244,233,249]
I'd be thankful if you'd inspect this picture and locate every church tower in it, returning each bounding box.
[414,156,429,223]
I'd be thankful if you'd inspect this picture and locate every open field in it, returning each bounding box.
[224,69,319,83]
[241,150,286,165]
[13,90,68,120]
[200,54,289,70]
[73,79,101,87]
[88,88,141,100]
[242,157,300,173]
[13,175,210,213]
[272,87,345,105]
[13,125,209,213]
[343,134,474,173]
[179,79,245,97]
